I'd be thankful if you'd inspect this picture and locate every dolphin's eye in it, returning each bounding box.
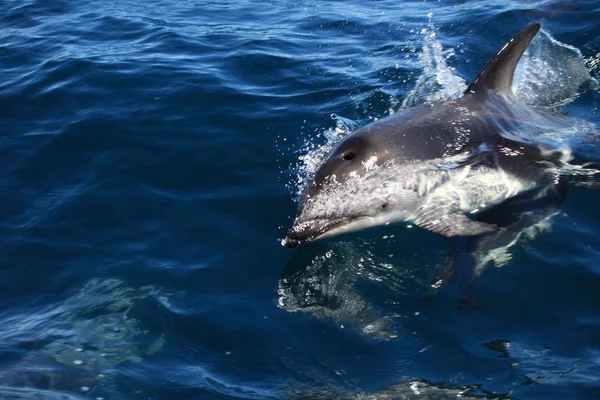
[381,203,388,209]
[343,152,355,161]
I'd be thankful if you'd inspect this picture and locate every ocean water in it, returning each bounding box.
[1,0,600,399]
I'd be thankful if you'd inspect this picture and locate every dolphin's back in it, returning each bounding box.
[342,23,544,163]
[350,100,480,161]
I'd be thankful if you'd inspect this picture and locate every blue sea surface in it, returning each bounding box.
[1,0,600,399]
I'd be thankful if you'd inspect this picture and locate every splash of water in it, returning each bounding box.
[514,29,599,107]
[290,114,357,200]
[401,21,467,109]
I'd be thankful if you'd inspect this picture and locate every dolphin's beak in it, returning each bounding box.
[283,217,348,248]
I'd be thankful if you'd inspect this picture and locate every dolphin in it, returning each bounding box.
[283,23,595,248]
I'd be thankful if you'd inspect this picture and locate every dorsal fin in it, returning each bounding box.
[465,23,541,96]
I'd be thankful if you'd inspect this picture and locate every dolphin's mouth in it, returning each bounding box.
[283,217,351,248]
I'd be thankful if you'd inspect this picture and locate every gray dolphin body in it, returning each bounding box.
[283,23,587,247]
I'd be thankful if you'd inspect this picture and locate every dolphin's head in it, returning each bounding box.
[308,135,386,194]
[283,135,418,247]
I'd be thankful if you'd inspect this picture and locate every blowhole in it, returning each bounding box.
[343,152,355,161]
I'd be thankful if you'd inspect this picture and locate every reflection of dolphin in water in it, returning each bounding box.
[437,183,568,304]
[283,23,599,247]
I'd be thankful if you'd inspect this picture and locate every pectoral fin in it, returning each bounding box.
[415,211,498,237]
